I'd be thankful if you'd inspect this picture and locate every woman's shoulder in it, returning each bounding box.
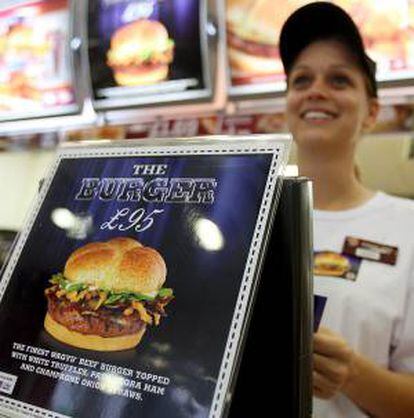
[372,193,414,235]
[375,192,414,213]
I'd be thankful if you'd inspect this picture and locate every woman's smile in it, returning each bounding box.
[301,109,338,124]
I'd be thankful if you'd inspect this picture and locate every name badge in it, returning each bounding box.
[342,237,398,265]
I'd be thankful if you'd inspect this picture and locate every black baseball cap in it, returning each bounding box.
[279,2,377,97]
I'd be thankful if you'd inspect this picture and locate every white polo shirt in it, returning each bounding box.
[312,192,414,418]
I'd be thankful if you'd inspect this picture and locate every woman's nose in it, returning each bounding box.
[305,77,329,100]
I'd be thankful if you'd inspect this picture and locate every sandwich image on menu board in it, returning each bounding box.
[0,0,76,116]
[0,23,50,105]
[106,19,175,86]
[226,0,302,85]
[44,237,174,351]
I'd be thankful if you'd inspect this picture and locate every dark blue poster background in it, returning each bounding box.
[0,153,273,418]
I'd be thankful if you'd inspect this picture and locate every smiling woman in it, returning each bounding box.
[280,3,414,418]
[286,39,379,154]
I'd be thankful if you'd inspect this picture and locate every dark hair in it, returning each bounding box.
[279,2,377,98]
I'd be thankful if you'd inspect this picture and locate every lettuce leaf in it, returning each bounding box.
[49,273,173,305]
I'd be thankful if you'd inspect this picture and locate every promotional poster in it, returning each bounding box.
[0,0,77,121]
[0,137,289,417]
[88,0,208,109]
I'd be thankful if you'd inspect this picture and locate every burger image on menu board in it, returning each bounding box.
[336,0,406,67]
[0,23,52,102]
[4,23,51,57]
[314,251,351,277]
[226,0,303,84]
[44,237,174,351]
[106,19,174,86]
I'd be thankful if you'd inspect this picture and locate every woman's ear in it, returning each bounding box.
[362,98,380,133]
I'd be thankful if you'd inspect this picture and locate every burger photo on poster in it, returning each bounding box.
[44,237,174,352]
[226,0,305,84]
[314,251,351,277]
[106,19,175,86]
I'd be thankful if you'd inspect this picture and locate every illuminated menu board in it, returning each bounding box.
[227,0,414,97]
[0,0,78,121]
[88,0,211,110]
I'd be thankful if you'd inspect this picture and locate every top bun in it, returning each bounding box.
[227,0,303,45]
[108,19,170,65]
[64,237,166,294]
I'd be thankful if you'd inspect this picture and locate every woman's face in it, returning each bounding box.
[286,40,378,151]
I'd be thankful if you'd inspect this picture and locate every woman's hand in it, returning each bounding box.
[313,327,356,399]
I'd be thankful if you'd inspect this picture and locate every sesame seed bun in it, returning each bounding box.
[64,237,167,295]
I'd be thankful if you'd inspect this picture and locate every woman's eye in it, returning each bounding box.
[331,75,351,87]
[290,75,311,88]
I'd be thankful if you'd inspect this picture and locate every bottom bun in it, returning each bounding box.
[44,313,146,352]
[114,65,168,86]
